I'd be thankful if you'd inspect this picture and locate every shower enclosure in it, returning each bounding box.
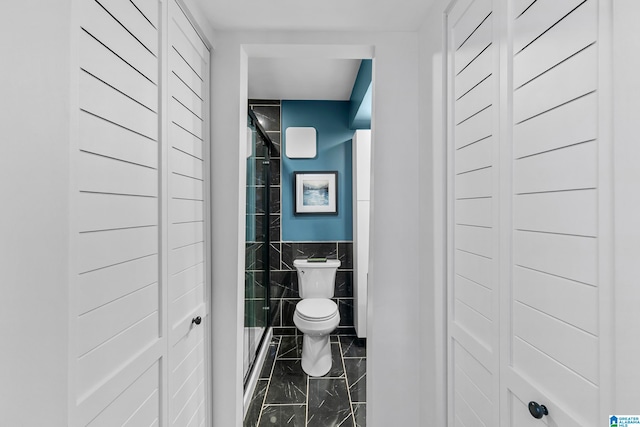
[243,109,276,387]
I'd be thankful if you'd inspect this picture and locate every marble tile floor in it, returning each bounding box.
[244,334,367,427]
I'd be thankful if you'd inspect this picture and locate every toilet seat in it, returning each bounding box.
[295,298,338,322]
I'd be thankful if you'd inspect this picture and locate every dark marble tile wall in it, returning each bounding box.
[249,100,282,246]
[248,100,355,336]
[271,241,355,336]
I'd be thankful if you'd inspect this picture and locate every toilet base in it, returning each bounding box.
[301,334,332,377]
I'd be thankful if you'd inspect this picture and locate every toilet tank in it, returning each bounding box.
[294,259,341,299]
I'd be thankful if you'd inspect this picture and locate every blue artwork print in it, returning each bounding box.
[302,180,329,206]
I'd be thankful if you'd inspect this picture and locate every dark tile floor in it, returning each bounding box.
[244,334,367,427]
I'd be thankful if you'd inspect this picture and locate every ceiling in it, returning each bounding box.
[248,58,361,101]
[192,0,433,32]
[191,0,432,100]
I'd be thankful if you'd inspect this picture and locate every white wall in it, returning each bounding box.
[418,1,448,425]
[209,31,247,427]
[209,30,422,426]
[613,0,640,412]
[367,33,420,427]
[0,2,72,425]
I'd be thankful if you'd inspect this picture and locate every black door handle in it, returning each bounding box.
[528,401,548,419]
[192,316,202,325]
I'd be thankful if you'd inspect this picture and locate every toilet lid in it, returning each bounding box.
[295,299,338,322]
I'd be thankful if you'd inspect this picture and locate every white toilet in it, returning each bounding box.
[293,258,341,377]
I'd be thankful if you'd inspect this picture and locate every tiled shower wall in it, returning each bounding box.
[249,100,355,336]
[245,100,281,328]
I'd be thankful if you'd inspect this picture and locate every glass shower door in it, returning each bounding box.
[243,114,271,384]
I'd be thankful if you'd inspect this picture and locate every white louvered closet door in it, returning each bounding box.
[167,1,210,426]
[72,0,210,425]
[504,0,607,425]
[73,0,162,425]
[446,0,612,426]
[446,0,501,425]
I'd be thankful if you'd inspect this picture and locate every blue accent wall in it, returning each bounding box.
[349,59,372,129]
[282,100,353,241]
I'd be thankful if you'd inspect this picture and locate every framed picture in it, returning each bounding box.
[294,171,338,215]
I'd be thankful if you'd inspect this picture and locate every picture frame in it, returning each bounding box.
[294,171,338,215]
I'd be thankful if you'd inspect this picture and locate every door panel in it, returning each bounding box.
[455,137,493,175]
[454,300,492,349]
[505,1,601,425]
[448,0,500,424]
[513,0,596,88]
[73,1,162,425]
[513,45,597,124]
[455,14,493,75]
[455,275,492,320]
[512,93,597,159]
[447,0,607,425]
[513,230,597,285]
[455,363,493,425]
[513,266,598,335]
[73,1,210,425]
[513,190,597,237]
[513,141,597,194]
[455,225,492,258]
[87,361,160,427]
[167,1,209,425]
[455,167,493,198]
[506,370,586,427]
[455,107,493,149]
[512,0,586,54]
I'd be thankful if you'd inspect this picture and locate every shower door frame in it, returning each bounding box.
[243,108,277,386]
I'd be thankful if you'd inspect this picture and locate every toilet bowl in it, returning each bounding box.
[293,298,340,376]
[293,258,341,377]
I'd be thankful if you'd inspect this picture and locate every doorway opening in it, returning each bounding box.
[241,45,374,426]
